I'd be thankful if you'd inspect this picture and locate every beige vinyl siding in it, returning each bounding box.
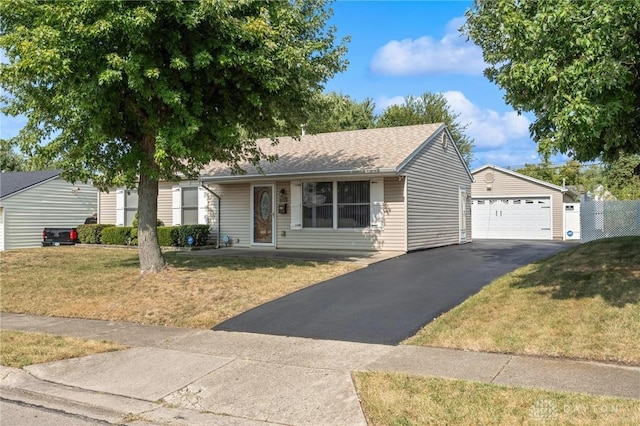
[157,181,174,226]
[98,190,116,225]
[275,178,406,251]
[205,183,250,247]
[472,168,565,240]
[403,130,472,251]
[378,177,406,251]
[1,178,97,250]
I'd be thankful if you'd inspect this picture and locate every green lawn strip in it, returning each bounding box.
[355,371,640,426]
[0,330,126,368]
[405,237,640,365]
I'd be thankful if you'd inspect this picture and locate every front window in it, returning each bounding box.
[338,181,370,228]
[302,180,372,229]
[182,187,198,225]
[125,190,138,226]
[303,182,333,228]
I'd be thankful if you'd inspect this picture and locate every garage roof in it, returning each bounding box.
[0,170,61,200]
[471,164,570,193]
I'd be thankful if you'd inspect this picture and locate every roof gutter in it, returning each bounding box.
[199,182,221,249]
[199,167,399,184]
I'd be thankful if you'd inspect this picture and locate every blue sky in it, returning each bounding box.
[0,1,566,170]
[325,0,568,170]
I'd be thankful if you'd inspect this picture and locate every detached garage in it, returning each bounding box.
[471,164,576,240]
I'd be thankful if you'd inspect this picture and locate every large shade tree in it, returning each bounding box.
[465,0,640,162]
[0,0,347,273]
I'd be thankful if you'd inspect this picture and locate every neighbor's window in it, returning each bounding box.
[182,187,198,225]
[302,182,333,228]
[125,190,138,226]
[337,181,370,228]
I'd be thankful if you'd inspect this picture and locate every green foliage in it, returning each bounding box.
[100,227,133,246]
[0,0,348,187]
[0,139,24,171]
[603,154,640,200]
[131,212,164,228]
[376,92,474,165]
[516,156,640,200]
[157,226,175,247]
[77,224,115,244]
[173,225,210,247]
[465,0,640,162]
[0,0,347,271]
[304,92,376,134]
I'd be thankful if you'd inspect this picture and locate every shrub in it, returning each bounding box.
[174,225,210,247]
[131,212,164,228]
[101,226,133,245]
[157,226,175,247]
[130,227,138,246]
[77,224,115,244]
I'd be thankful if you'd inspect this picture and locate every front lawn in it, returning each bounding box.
[355,371,640,426]
[0,247,362,328]
[0,330,125,368]
[405,237,640,365]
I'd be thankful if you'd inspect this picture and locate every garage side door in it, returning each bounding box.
[472,197,552,240]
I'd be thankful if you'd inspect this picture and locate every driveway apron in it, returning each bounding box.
[214,240,573,344]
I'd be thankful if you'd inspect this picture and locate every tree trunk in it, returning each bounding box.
[136,129,166,275]
[137,172,165,273]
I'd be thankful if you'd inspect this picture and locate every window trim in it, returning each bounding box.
[294,179,382,230]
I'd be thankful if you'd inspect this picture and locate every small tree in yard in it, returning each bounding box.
[0,0,347,273]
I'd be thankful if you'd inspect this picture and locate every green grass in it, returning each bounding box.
[405,237,640,365]
[355,372,640,426]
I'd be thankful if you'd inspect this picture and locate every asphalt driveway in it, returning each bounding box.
[214,240,574,345]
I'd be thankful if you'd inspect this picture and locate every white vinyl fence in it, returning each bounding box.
[580,197,640,243]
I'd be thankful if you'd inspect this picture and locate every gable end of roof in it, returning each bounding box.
[471,164,567,192]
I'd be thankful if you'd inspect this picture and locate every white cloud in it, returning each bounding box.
[442,90,530,149]
[370,17,485,75]
[375,95,405,113]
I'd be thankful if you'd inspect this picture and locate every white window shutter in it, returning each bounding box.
[290,181,302,230]
[115,189,125,226]
[370,179,385,229]
[198,187,209,225]
[172,186,182,226]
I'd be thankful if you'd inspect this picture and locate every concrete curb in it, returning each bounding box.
[1,313,639,426]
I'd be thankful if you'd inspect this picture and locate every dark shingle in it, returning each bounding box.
[0,170,61,199]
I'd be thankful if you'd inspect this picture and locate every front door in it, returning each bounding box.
[252,184,275,245]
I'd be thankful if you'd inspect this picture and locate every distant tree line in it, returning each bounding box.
[515,155,640,200]
[304,91,474,165]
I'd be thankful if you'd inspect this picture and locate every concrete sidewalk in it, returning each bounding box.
[1,313,638,425]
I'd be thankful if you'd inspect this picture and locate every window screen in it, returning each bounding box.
[302,182,333,228]
[182,187,198,225]
[337,181,370,228]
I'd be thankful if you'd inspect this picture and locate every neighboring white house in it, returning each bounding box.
[99,124,474,252]
[471,164,577,240]
[0,170,98,250]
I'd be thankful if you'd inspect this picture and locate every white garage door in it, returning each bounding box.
[472,197,552,240]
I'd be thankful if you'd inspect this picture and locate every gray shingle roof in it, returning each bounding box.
[0,170,61,199]
[200,123,445,178]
